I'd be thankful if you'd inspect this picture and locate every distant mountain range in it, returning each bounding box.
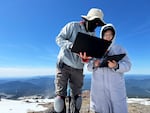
[0,76,55,99]
[125,78,150,98]
[0,74,150,99]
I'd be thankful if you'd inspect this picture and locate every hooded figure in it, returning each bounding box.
[87,24,131,113]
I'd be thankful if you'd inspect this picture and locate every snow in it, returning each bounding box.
[0,99,54,113]
[127,98,150,105]
[0,98,149,113]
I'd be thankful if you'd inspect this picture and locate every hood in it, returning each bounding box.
[100,23,116,50]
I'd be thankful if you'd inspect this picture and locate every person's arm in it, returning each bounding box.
[114,55,131,73]
[56,22,74,49]
[87,59,95,72]
[110,47,131,73]
[87,58,100,72]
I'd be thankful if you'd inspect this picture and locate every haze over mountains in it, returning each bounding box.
[0,74,150,99]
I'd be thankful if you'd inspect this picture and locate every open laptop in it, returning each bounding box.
[99,53,126,67]
[71,32,112,58]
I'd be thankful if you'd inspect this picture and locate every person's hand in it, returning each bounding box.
[107,60,118,69]
[79,52,92,60]
[94,59,100,67]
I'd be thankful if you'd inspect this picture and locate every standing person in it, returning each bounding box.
[87,24,131,113]
[54,8,106,113]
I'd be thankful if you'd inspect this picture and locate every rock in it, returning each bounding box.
[128,103,150,113]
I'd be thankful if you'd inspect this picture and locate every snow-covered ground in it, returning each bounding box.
[0,98,54,113]
[0,98,149,113]
[127,98,150,105]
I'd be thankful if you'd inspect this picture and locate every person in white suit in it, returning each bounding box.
[87,24,131,113]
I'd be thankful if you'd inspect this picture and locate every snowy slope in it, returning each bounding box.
[0,99,54,113]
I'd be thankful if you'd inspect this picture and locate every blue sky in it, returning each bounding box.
[0,0,150,77]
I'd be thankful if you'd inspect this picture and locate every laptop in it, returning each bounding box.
[99,53,126,67]
[71,32,112,58]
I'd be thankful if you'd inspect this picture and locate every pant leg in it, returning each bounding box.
[55,62,70,96]
[69,67,84,113]
[69,68,84,96]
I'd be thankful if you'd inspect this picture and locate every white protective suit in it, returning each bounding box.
[87,24,131,113]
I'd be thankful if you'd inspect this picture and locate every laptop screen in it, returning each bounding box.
[71,32,112,58]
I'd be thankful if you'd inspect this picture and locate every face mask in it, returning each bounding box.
[86,21,97,32]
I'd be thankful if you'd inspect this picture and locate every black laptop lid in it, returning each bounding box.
[71,32,112,58]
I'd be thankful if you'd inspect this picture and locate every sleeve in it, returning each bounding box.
[56,22,74,49]
[81,58,90,63]
[87,58,97,72]
[112,47,132,73]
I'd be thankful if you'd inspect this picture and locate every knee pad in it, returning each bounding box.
[75,95,82,110]
[54,96,65,112]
